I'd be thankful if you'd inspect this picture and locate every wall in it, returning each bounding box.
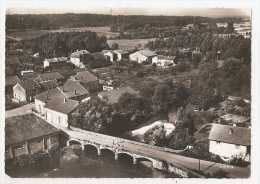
[70,57,81,67]
[44,60,49,68]
[13,84,26,102]
[5,133,59,159]
[209,140,248,159]
[129,52,148,63]
[35,99,46,114]
[45,108,69,127]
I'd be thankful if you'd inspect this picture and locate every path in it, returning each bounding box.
[5,103,35,118]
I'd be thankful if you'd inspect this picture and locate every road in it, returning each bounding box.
[5,103,35,118]
[58,126,250,178]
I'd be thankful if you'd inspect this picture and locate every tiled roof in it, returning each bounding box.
[44,97,78,115]
[5,76,21,86]
[157,55,176,60]
[5,114,60,145]
[46,57,67,63]
[17,80,40,91]
[37,72,64,81]
[114,50,129,55]
[99,86,139,104]
[102,50,117,54]
[58,79,89,98]
[5,57,20,65]
[137,50,157,57]
[209,124,251,146]
[70,50,89,58]
[34,88,65,103]
[90,52,107,60]
[21,73,38,81]
[39,80,59,90]
[76,71,98,83]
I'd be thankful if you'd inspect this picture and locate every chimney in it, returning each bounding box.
[52,84,54,89]
[64,97,67,103]
[32,84,35,89]
[74,90,76,95]
[168,55,170,58]
[229,128,234,134]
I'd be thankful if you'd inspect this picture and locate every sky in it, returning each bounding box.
[5,6,251,18]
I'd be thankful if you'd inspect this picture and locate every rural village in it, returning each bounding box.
[4,11,252,179]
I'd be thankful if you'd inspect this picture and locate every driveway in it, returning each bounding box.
[5,103,35,118]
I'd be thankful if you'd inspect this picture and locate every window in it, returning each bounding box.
[217,141,221,144]
[235,144,240,149]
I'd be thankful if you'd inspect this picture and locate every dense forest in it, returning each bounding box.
[6,13,244,31]
[26,31,109,57]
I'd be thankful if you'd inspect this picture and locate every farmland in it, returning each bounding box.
[6,27,119,41]
[107,38,157,50]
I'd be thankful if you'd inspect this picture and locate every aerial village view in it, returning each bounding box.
[3,6,252,179]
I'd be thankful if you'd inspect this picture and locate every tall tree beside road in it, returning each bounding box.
[70,99,112,133]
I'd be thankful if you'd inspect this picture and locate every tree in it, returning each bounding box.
[169,128,194,150]
[224,22,234,34]
[139,84,155,99]
[210,169,229,178]
[70,99,112,133]
[111,42,119,50]
[143,124,167,145]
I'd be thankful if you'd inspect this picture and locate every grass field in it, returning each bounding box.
[107,38,156,51]
[6,27,119,41]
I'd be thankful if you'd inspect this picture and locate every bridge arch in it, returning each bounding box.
[117,151,134,158]
[100,147,116,154]
[136,156,154,163]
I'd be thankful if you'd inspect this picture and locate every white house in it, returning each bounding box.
[152,55,177,67]
[129,50,157,64]
[44,97,78,128]
[102,50,118,62]
[70,50,90,68]
[114,50,129,61]
[208,124,251,162]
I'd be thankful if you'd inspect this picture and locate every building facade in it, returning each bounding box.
[129,50,157,64]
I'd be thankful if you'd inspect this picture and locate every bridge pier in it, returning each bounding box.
[133,157,137,164]
[115,152,118,160]
[97,148,102,155]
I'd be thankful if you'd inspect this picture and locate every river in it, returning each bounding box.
[6,146,179,178]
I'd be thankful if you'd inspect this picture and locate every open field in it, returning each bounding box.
[6,27,119,41]
[107,38,156,51]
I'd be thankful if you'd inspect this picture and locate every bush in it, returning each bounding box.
[5,96,21,111]
[210,169,229,178]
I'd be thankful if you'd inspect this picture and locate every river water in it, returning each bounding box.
[6,146,178,178]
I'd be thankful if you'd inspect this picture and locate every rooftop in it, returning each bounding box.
[58,79,89,98]
[114,50,129,55]
[209,123,250,146]
[99,86,139,104]
[102,50,117,54]
[34,88,65,103]
[5,76,21,86]
[36,72,64,82]
[75,71,98,83]
[17,80,40,91]
[90,52,107,60]
[5,114,61,145]
[39,80,59,90]
[71,50,89,58]
[137,50,157,57]
[44,97,78,115]
[45,57,67,63]
[157,55,176,60]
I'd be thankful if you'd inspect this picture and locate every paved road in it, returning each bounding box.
[5,103,35,118]
[56,126,250,178]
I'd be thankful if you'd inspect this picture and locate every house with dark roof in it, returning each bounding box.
[90,52,108,62]
[70,50,90,68]
[21,72,38,81]
[35,72,65,83]
[5,57,21,67]
[98,86,139,104]
[13,80,41,104]
[152,55,177,67]
[5,76,21,94]
[102,50,118,62]
[5,114,61,159]
[70,71,99,92]
[44,97,79,128]
[43,57,68,69]
[209,124,251,162]
[38,80,59,91]
[114,50,129,61]
[129,50,157,63]
[34,79,90,115]
[34,88,65,114]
